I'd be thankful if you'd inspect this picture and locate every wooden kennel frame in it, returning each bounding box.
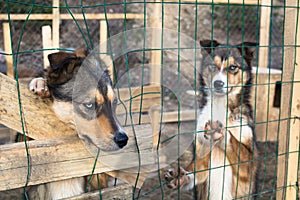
[0,0,299,199]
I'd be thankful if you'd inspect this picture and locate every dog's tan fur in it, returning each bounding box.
[165,40,258,200]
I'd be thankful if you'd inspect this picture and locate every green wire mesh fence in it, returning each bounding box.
[0,0,299,200]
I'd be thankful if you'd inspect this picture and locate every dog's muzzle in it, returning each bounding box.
[114,130,129,149]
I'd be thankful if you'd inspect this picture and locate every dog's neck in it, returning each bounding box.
[201,91,237,123]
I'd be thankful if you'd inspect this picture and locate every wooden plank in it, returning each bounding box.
[252,72,281,142]
[52,0,60,50]
[285,12,300,200]
[155,0,263,4]
[99,20,114,82]
[42,25,52,68]
[3,23,13,78]
[65,184,133,200]
[258,0,271,69]
[149,4,162,85]
[116,85,161,115]
[0,125,151,191]
[0,73,75,139]
[276,0,298,198]
[0,13,145,21]
[149,1,163,148]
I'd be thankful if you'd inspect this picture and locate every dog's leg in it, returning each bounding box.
[222,112,257,198]
[29,77,50,98]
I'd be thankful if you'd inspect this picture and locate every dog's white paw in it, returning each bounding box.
[164,167,189,189]
[204,120,224,141]
[29,77,50,98]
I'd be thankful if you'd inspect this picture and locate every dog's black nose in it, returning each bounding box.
[114,131,128,149]
[214,80,225,89]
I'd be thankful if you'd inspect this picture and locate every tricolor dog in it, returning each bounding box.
[165,40,258,200]
[28,49,128,199]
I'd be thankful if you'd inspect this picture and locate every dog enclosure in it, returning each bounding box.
[0,0,299,199]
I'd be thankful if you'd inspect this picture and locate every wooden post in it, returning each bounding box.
[52,0,60,49]
[149,1,162,148]
[258,0,271,69]
[285,8,300,199]
[3,23,13,78]
[99,20,113,82]
[276,0,299,198]
[42,25,52,68]
[253,0,272,144]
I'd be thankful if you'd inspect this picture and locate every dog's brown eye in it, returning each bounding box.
[83,103,95,110]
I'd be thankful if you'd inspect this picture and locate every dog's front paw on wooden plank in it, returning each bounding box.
[29,77,50,98]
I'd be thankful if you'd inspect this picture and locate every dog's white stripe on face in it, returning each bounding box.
[220,60,225,71]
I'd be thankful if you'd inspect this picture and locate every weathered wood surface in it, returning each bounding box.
[0,73,74,139]
[0,13,145,21]
[284,2,300,199]
[3,23,13,78]
[162,0,265,5]
[252,67,282,142]
[65,184,133,200]
[276,1,299,198]
[0,125,152,191]
[116,85,161,115]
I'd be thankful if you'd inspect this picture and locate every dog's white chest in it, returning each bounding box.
[197,95,229,127]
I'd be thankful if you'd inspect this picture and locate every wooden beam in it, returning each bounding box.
[65,184,133,200]
[52,0,60,49]
[42,25,52,68]
[0,74,74,139]
[276,0,298,198]
[149,1,163,148]
[285,9,300,199]
[0,13,145,21]
[258,0,271,69]
[0,126,151,191]
[99,20,114,82]
[116,85,161,115]
[154,0,263,4]
[3,23,13,78]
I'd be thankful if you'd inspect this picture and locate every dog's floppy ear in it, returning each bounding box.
[48,48,89,70]
[48,52,77,70]
[47,49,88,86]
[200,40,220,55]
[237,42,257,66]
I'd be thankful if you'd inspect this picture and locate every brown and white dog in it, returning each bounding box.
[165,40,258,200]
[28,49,128,199]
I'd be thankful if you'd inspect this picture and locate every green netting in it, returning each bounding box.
[0,0,299,200]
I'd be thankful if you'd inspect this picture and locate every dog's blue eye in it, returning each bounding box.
[83,103,95,110]
[228,65,237,71]
[113,98,118,105]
